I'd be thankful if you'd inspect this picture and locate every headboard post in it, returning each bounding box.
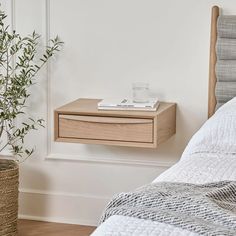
[208,6,220,118]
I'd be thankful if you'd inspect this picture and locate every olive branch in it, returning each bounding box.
[0,9,63,161]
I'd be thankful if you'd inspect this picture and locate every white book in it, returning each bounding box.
[98,104,159,111]
[98,98,159,111]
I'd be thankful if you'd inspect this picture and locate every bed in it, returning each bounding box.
[91,6,236,236]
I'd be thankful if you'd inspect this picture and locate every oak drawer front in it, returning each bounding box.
[58,115,153,143]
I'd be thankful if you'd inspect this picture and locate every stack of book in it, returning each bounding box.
[97,98,159,111]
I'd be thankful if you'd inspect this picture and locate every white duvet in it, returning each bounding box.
[92,98,236,236]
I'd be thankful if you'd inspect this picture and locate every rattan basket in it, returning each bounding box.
[0,159,19,236]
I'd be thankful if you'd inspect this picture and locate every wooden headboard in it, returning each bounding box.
[208,6,236,118]
[208,6,219,118]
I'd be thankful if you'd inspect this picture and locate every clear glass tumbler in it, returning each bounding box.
[132,82,149,103]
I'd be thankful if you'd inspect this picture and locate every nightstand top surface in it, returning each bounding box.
[55,98,176,118]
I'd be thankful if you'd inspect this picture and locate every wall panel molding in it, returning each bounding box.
[45,0,53,157]
[46,153,175,167]
[44,0,176,167]
[11,0,15,30]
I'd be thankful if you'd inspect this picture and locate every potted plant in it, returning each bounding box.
[0,9,63,235]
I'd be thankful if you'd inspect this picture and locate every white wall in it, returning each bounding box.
[2,0,236,226]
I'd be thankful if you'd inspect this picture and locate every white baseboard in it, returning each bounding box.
[19,189,110,226]
[18,214,98,227]
[18,158,174,226]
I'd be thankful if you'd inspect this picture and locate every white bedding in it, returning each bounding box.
[181,97,236,158]
[92,215,198,236]
[92,97,236,236]
[154,153,236,184]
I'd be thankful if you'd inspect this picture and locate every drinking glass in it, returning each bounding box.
[132,82,149,103]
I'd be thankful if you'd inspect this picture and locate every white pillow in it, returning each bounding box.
[215,96,236,116]
[182,97,236,159]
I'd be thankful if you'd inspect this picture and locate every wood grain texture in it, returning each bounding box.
[55,98,173,118]
[208,6,220,118]
[59,115,153,143]
[55,137,157,148]
[55,99,176,148]
[156,104,176,145]
[54,110,59,143]
[18,220,96,236]
[59,115,153,124]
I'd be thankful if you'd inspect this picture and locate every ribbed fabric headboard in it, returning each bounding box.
[216,15,236,108]
[208,6,236,117]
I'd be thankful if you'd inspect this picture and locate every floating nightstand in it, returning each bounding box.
[54,98,176,148]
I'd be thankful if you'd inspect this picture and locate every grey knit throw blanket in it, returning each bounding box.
[100,181,236,235]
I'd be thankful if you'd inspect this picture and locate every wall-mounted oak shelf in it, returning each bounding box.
[54,98,176,148]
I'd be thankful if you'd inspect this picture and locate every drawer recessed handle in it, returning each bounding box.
[59,115,152,124]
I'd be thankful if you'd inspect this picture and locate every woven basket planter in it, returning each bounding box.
[0,159,19,236]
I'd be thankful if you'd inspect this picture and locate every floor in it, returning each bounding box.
[18,220,96,236]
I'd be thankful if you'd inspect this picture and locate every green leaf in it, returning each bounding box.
[0,8,63,162]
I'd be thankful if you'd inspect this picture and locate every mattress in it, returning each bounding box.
[92,215,198,236]
[91,97,236,236]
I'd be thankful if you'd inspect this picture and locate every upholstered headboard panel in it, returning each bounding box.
[216,15,236,109]
[208,6,236,117]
